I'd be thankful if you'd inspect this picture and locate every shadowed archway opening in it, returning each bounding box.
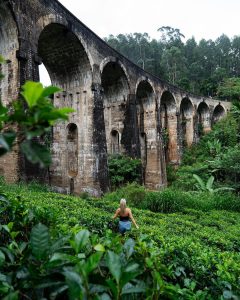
[160,91,178,164]
[197,102,210,136]
[101,61,129,153]
[110,130,120,154]
[180,97,194,148]
[38,24,91,189]
[38,23,92,90]
[67,123,78,181]
[212,104,225,125]
[136,80,155,133]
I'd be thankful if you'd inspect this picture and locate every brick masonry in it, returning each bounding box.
[0,0,231,195]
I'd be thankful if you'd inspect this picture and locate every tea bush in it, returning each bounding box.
[1,181,240,299]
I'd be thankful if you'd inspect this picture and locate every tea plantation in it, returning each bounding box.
[1,181,239,299]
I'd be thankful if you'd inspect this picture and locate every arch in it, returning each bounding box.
[136,80,155,106]
[101,60,130,101]
[110,129,120,154]
[36,15,94,68]
[38,23,92,90]
[135,76,156,96]
[197,101,211,135]
[212,104,225,125]
[0,2,19,105]
[66,123,78,178]
[101,60,130,153]
[160,91,178,164]
[100,56,130,85]
[136,80,156,185]
[136,79,155,142]
[180,97,194,147]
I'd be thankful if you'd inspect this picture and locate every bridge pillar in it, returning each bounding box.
[121,94,141,158]
[16,41,49,183]
[92,83,110,194]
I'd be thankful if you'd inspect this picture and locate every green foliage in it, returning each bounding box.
[217,77,240,101]
[104,32,240,97]
[193,174,234,193]
[1,182,240,299]
[166,164,177,184]
[175,107,240,191]
[108,154,142,188]
[0,56,74,167]
[143,189,189,213]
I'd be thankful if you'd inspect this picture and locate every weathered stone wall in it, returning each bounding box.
[0,0,231,194]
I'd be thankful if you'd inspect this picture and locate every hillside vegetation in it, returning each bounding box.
[1,174,240,299]
[105,29,240,100]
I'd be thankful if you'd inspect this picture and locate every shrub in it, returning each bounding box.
[184,191,240,212]
[104,183,146,208]
[143,188,190,213]
[108,154,142,188]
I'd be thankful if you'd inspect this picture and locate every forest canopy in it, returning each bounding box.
[104,27,240,100]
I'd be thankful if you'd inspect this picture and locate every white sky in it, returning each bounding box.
[40,0,240,85]
[58,0,240,41]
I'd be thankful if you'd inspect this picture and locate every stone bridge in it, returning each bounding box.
[0,0,231,195]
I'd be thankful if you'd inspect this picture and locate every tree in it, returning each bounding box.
[217,77,240,101]
[157,26,185,46]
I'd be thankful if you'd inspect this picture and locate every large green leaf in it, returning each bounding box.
[30,223,50,260]
[193,174,205,190]
[84,252,103,275]
[0,250,5,266]
[64,270,84,300]
[206,175,214,190]
[123,238,135,259]
[106,251,122,284]
[21,140,51,167]
[71,229,90,253]
[21,81,44,108]
[0,132,16,156]
[41,86,61,98]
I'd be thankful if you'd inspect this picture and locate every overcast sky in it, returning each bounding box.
[40,0,240,85]
[58,0,240,41]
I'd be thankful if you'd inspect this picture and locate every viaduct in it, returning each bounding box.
[0,0,231,196]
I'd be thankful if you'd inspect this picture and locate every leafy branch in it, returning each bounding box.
[0,56,74,167]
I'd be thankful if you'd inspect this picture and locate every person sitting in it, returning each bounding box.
[112,198,139,234]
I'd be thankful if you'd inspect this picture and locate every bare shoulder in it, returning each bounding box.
[126,208,132,213]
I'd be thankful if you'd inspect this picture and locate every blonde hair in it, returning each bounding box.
[120,198,127,215]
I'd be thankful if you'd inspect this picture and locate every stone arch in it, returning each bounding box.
[197,101,211,135]
[212,104,225,125]
[160,90,178,164]
[136,80,155,131]
[180,97,194,147]
[110,129,120,154]
[0,2,19,105]
[66,123,78,179]
[101,60,130,153]
[136,80,156,186]
[36,15,94,69]
[100,57,131,85]
[38,23,92,91]
[135,76,156,96]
